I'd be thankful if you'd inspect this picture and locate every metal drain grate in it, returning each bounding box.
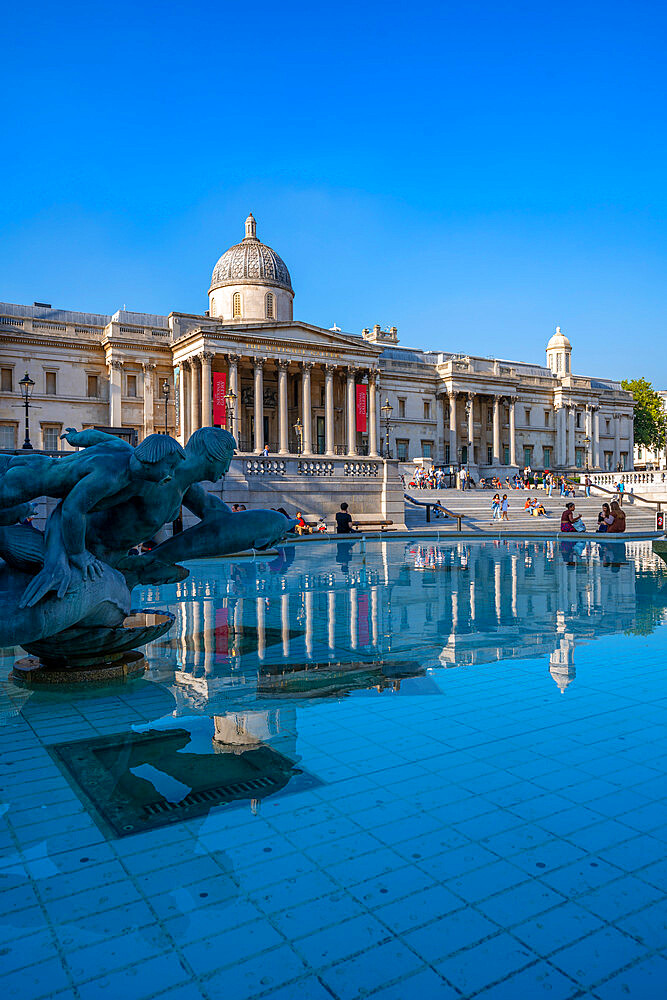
[143,775,279,816]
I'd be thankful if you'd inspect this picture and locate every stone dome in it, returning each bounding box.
[209,213,292,293]
[547,326,571,350]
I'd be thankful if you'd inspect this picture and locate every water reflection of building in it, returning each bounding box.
[138,539,662,702]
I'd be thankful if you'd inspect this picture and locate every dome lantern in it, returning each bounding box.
[546,326,572,378]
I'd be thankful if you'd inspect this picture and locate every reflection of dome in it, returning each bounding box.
[547,326,571,350]
[209,214,292,293]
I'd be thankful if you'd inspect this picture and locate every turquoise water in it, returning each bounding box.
[1,537,667,999]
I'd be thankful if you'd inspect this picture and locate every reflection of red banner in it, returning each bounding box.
[356,384,367,432]
[358,591,369,645]
[213,372,226,426]
[215,606,228,660]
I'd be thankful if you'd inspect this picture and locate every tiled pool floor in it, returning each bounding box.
[1,538,666,999]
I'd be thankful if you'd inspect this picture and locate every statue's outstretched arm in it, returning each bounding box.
[0,501,36,526]
[60,428,123,448]
[59,474,109,579]
[182,483,232,520]
[18,504,73,607]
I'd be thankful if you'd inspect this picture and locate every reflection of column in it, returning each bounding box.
[371,586,378,646]
[492,395,501,465]
[281,593,290,658]
[469,580,476,621]
[368,370,379,457]
[449,393,457,464]
[346,368,357,456]
[350,588,358,649]
[142,362,156,437]
[494,561,502,622]
[509,396,517,467]
[254,359,264,453]
[328,589,336,650]
[567,405,576,468]
[325,364,335,456]
[190,357,201,436]
[109,360,123,426]
[256,597,265,661]
[228,353,240,444]
[203,601,214,674]
[452,590,459,631]
[192,599,203,673]
[301,362,313,455]
[467,393,475,464]
[511,554,518,617]
[200,352,213,427]
[305,588,313,659]
[278,360,289,455]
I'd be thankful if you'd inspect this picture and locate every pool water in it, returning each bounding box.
[1,537,667,1000]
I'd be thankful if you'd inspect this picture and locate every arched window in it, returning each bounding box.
[265,292,274,319]
[233,292,241,318]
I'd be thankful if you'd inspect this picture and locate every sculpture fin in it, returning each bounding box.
[0,524,45,571]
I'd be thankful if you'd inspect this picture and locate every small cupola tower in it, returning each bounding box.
[546,326,572,377]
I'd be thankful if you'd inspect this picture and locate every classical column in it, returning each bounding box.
[613,413,621,469]
[253,358,264,453]
[200,351,213,427]
[448,393,457,465]
[301,362,313,455]
[177,363,187,444]
[190,357,201,434]
[278,359,289,455]
[324,364,335,456]
[626,410,634,470]
[368,369,379,457]
[227,353,240,444]
[593,407,601,469]
[346,367,357,456]
[492,395,501,465]
[142,362,156,437]
[567,405,576,468]
[555,404,565,467]
[467,392,475,464]
[508,396,517,467]
[109,360,123,426]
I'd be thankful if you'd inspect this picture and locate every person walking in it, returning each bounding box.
[547,473,553,497]
[491,493,501,520]
[585,474,592,498]
[617,480,625,506]
[500,494,509,520]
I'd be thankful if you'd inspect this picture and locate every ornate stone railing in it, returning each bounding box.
[592,472,661,487]
[343,460,380,477]
[238,456,384,479]
[297,460,335,476]
[244,459,287,476]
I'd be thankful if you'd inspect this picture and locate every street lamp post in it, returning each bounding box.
[294,417,303,457]
[381,399,393,458]
[19,372,35,450]
[161,379,170,435]
[224,389,236,433]
[583,434,591,471]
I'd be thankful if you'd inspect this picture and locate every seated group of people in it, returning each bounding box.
[523,497,547,516]
[560,501,626,533]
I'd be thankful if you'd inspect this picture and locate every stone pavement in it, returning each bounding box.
[403,490,658,534]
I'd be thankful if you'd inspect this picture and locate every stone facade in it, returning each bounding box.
[0,214,634,474]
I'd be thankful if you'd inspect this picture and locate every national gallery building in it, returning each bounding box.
[0,213,634,473]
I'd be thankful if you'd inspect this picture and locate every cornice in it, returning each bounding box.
[0,333,101,352]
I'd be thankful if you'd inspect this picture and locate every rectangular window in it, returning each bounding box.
[487,407,492,426]
[461,445,468,464]
[606,420,611,434]
[396,439,409,462]
[127,374,137,397]
[398,399,406,418]
[543,446,552,467]
[45,371,57,395]
[524,446,533,466]
[0,424,16,448]
[1,368,12,392]
[576,411,581,429]
[604,451,613,471]
[524,408,531,425]
[487,445,493,465]
[43,426,60,451]
[423,401,431,420]
[421,440,433,458]
[544,410,550,426]
[575,448,583,468]
[87,375,99,398]
[445,443,450,464]
[503,445,510,465]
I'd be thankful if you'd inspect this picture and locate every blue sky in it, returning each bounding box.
[2,1,666,382]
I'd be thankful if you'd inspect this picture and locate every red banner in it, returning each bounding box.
[356,384,367,432]
[213,372,226,426]
[215,606,229,660]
